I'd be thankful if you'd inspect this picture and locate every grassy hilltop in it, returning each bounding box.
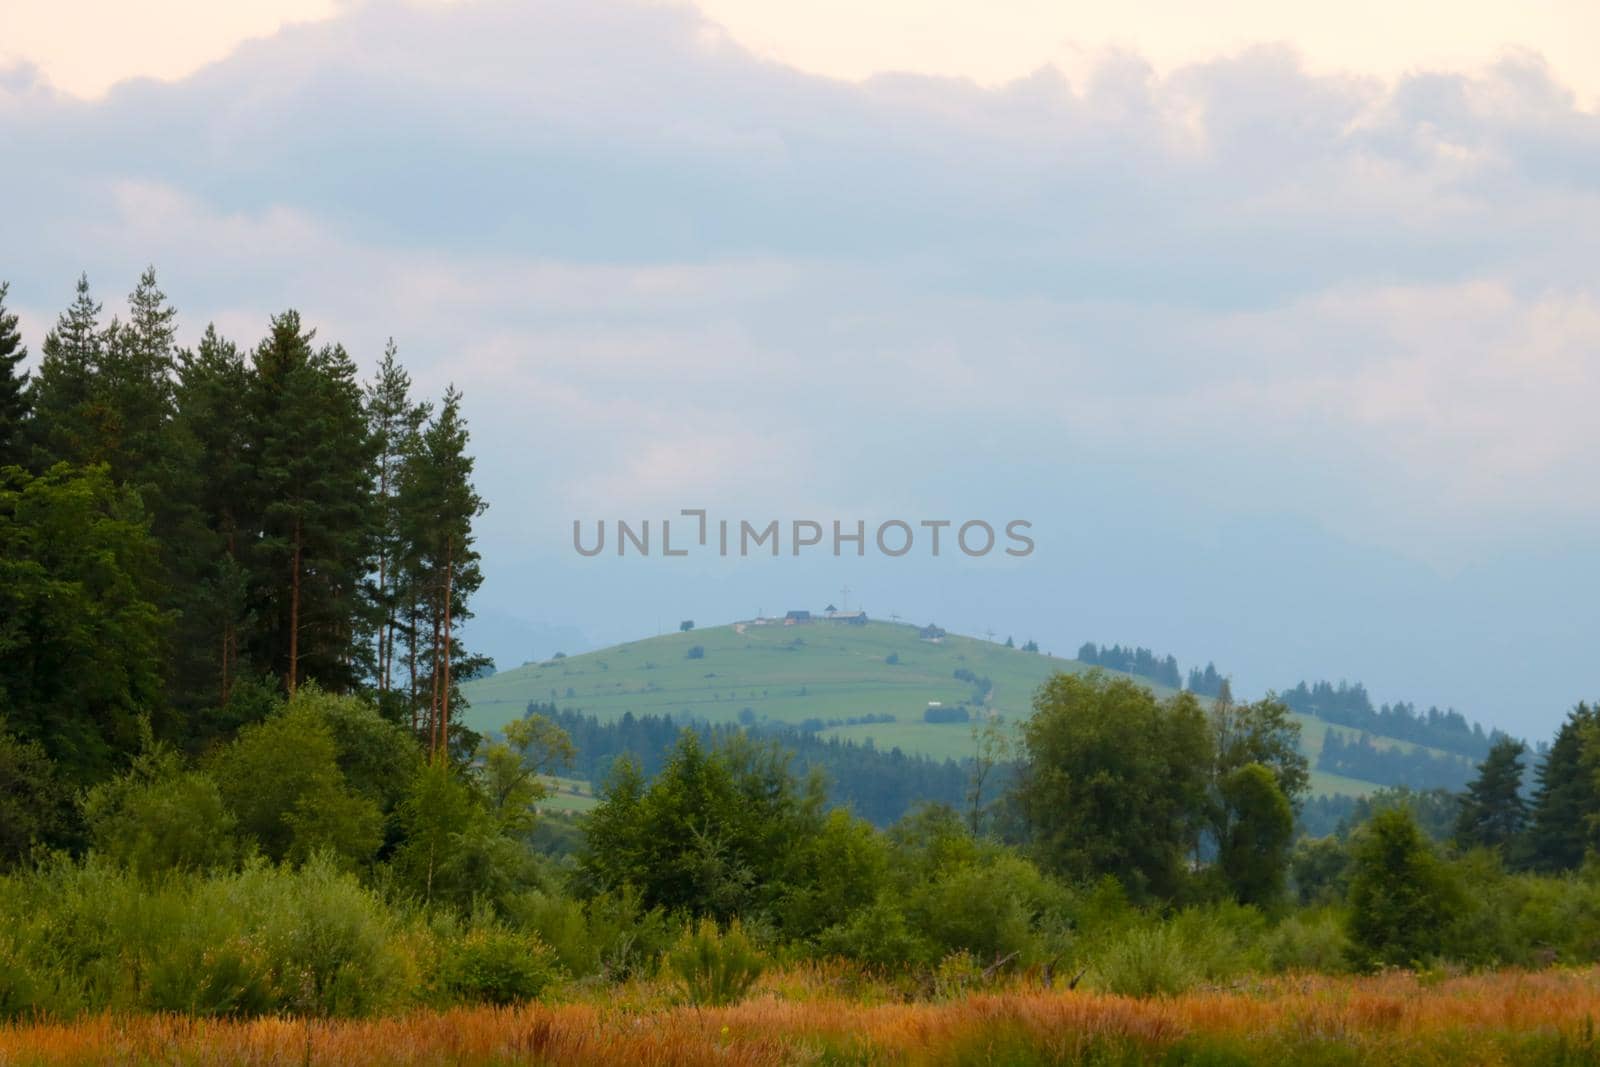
[462,619,1457,798]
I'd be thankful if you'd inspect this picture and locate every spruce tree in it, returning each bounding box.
[1455,737,1529,857]
[169,324,258,715]
[1526,703,1600,871]
[28,274,108,468]
[0,283,31,468]
[99,267,178,489]
[247,312,376,695]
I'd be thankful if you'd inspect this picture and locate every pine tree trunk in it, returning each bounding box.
[407,592,419,736]
[441,534,454,760]
[429,601,443,759]
[288,516,302,695]
[221,527,237,707]
[376,466,390,695]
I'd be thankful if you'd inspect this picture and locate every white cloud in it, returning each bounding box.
[5,0,1600,728]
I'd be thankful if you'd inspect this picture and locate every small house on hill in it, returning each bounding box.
[825,610,868,625]
[784,610,811,625]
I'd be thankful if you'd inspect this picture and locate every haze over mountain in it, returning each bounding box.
[3,0,1597,737]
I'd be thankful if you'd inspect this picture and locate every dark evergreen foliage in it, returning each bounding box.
[531,705,971,826]
[1316,731,1476,791]
[1455,737,1530,857]
[1281,679,1497,759]
[1076,642,1184,688]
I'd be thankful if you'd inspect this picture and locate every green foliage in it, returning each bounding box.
[779,809,890,940]
[1211,695,1309,807]
[1217,763,1295,909]
[211,703,383,866]
[477,714,575,835]
[1528,703,1600,872]
[397,385,488,758]
[392,759,490,908]
[1455,736,1529,857]
[247,311,377,694]
[665,918,766,1006]
[1015,671,1211,901]
[437,912,562,1005]
[508,885,675,980]
[0,721,75,870]
[1089,926,1199,998]
[0,463,167,782]
[1344,808,1465,969]
[0,855,415,1019]
[1289,836,1351,906]
[0,282,30,468]
[1261,908,1351,973]
[817,899,927,970]
[578,732,824,921]
[82,739,237,879]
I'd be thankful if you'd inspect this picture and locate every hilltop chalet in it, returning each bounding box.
[780,608,868,626]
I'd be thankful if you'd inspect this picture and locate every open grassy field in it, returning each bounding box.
[537,775,598,813]
[462,620,1469,799]
[6,968,1599,1066]
[462,620,1119,740]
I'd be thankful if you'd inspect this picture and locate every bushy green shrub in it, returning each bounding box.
[1089,926,1197,998]
[82,743,238,879]
[665,918,766,1006]
[818,899,928,970]
[1345,809,1464,970]
[508,885,674,980]
[1262,909,1350,973]
[0,854,418,1019]
[907,853,1070,966]
[438,916,562,1004]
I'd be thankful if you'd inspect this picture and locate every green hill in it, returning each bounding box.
[461,619,1468,799]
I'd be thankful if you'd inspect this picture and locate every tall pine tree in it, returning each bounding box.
[97,268,178,490]
[1526,704,1600,871]
[1454,737,1529,858]
[0,283,31,468]
[168,324,258,717]
[247,312,376,695]
[28,274,109,470]
[364,341,430,712]
[398,385,488,759]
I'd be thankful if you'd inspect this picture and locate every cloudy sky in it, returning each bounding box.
[3,0,1598,737]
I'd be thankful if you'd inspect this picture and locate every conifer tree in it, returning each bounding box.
[0,282,31,468]
[1454,737,1529,857]
[98,267,178,489]
[1526,703,1600,871]
[398,386,488,759]
[247,312,376,695]
[170,325,257,713]
[364,342,430,707]
[28,274,108,468]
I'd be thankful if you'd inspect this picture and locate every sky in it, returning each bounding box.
[2,0,1598,738]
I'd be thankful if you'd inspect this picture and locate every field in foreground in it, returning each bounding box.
[6,969,1600,1066]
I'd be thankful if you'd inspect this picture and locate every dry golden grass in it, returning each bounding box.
[4,967,1600,1065]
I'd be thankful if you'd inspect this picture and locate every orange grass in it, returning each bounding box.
[4,968,1600,1066]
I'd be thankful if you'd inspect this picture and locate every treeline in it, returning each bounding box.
[1076,643,1182,689]
[1316,732,1476,792]
[533,705,970,826]
[0,271,487,790]
[1297,787,1460,841]
[1280,680,1498,759]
